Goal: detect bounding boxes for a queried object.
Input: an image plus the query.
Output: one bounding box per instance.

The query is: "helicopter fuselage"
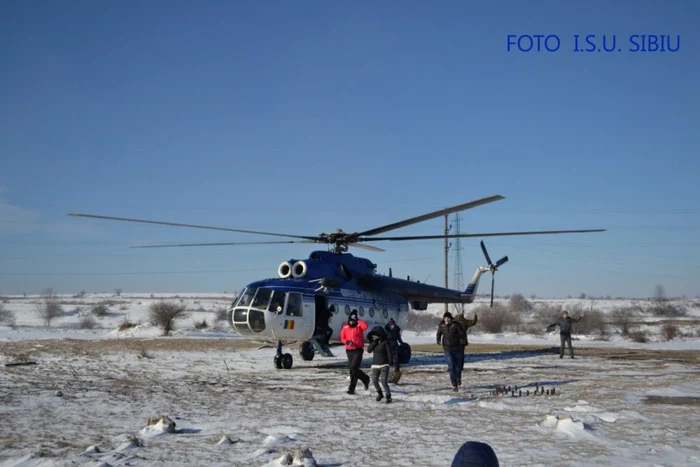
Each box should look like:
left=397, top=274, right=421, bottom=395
left=226, top=250, right=487, bottom=345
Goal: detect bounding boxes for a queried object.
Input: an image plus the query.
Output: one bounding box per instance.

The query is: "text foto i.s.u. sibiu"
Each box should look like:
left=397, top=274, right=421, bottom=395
left=506, top=34, right=680, bottom=53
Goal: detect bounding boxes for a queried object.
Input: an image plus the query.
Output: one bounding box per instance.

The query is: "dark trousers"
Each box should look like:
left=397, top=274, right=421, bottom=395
left=346, top=348, right=369, bottom=392
left=371, top=366, right=391, bottom=397
left=388, top=343, right=400, bottom=370
left=560, top=333, right=574, bottom=357
left=444, top=347, right=465, bottom=386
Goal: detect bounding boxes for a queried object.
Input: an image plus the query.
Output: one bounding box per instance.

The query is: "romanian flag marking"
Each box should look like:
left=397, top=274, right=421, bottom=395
left=283, top=320, right=295, bottom=330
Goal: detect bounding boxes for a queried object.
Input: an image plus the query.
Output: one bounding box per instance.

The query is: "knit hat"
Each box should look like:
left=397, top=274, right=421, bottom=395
left=388, top=318, right=396, bottom=326
left=443, top=311, right=453, bottom=319
left=348, top=311, right=358, bottom=322
left=451, top=441, right=499, bottom=467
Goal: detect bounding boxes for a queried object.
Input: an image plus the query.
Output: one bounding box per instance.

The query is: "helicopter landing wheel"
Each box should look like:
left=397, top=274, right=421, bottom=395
left=282, top=353, right=293, bottom=369
left=300, top=341, right=315, bottom=361
left=274, top=354, right=283, bottom=369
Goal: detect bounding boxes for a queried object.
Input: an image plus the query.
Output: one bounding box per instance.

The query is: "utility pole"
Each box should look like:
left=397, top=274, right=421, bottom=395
left=444, top=213, right=452, bottom=315
left=452, top=213, right=465, bottom=316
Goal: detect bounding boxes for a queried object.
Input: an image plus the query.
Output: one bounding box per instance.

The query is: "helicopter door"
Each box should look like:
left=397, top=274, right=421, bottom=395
left=313, top=295, right=327, bottom=338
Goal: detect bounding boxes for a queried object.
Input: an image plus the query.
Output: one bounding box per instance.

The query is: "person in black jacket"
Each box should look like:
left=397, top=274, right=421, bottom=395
left=367, top=326, right=393, bottom=403
left=384, top=318, right=403, bottom=372
left=547, top=311, right=585, bottom=359
left=436, top=311, right=467, bottom=391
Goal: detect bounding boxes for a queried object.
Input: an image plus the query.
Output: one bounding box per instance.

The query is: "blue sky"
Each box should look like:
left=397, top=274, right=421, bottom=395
left=1, top=1, right=698, bottom=298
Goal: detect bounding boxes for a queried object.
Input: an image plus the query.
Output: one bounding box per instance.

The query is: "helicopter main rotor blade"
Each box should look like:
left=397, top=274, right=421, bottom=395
left=130, top=240, right=317, bottom=248
left=354, top=195, right=505, bottom=238
left=355, top=228, right=606, bottom=242
left=67, top=213, right=318, bottom=241
left=349, top=244, right=385, bottom=252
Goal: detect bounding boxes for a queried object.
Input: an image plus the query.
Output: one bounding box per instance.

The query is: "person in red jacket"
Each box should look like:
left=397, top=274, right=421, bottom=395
left=339, top=310, right=370, bottom=394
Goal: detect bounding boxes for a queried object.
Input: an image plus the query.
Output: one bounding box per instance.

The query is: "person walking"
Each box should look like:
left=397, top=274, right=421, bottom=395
left=453, top=311, right=478, bottom=374
left=367, top=325, right=393, bottom=403
left=436, top=311, right=467, bottom=391
left=547, top=311, right=585, bottom=359
left=339, top=310, right=370, bottom=394
left=384, top=318, right=404, bottom=373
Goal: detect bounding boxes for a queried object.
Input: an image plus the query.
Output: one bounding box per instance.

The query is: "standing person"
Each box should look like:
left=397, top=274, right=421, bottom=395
left=547, top=311, right=585, bottom=359
left=436, top=311, right=467, bottom=391
left=384, top=318, right=404, bottom=373
left=339, top=310, right=370, bottom=394
left=367, top=326, right=393, bottom=403
left=453, top=311, right=478, bottom=373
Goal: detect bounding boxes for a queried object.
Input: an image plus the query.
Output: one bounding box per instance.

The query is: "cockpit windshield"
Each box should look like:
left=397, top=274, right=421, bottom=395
left=236, top=288, right=256, bottom=307
left=251, top=288, right=273, bottom=310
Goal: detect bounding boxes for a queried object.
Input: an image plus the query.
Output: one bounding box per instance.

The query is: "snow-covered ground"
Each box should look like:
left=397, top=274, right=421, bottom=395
left=1, top=293, right=700, bottom=466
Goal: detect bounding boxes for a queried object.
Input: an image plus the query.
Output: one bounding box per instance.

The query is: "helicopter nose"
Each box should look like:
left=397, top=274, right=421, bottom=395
left=230, top=307, right=266, bottom=335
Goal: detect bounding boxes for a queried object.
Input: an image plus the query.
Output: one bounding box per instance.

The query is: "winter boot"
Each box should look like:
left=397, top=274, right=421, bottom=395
left=376, top=390, right=383, bottom=402
left=386, top=395, right=392, bottom=404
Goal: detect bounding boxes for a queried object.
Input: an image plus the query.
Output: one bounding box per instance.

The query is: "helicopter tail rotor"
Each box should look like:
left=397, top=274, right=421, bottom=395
left=480, top=240, right=509, bottom=308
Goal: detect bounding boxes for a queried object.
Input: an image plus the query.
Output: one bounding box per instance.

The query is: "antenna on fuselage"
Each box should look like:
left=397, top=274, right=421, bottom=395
left=389, top=268, right=392, bottom=278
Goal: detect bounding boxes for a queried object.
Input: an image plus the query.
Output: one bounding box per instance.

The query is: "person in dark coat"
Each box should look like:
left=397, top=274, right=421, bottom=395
left=453, top=311, right=478, bottom=373
left=339, top=311, right=370, bottom=394
left=547, top=311, right=585, bottom=359
left=451, top=441, right=499, bottom=467
left=384, top=318, right=403, bottom=372
left=367, top=325, right=393, bottom=403
left=436, top=311, right=467, bottom=391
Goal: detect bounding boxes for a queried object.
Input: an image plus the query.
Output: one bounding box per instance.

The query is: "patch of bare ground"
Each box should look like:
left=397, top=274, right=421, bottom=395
left=0, top=338, right=260, bottom=359
left=410, top=343, right=700, bottom=364
left=644, top=396, right=700, bottom=406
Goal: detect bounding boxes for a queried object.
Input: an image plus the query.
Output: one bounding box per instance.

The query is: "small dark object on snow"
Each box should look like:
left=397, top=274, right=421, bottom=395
left=551, top=388, right=556, bottom=395
left=5, top=361, right=37, bottom=367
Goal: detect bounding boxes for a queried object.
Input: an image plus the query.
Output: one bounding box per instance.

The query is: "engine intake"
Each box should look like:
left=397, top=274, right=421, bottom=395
left=292, top=260, right=307, bottom=278
left=278, top=261, right=293, bottom=278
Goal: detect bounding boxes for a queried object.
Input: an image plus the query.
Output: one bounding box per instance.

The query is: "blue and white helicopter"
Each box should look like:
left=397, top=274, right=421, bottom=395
left=68, top=194, right=604, bottom=369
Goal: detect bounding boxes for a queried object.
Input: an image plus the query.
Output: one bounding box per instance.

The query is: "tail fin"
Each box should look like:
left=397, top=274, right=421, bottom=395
left=461, top=266, right=490, bottom=303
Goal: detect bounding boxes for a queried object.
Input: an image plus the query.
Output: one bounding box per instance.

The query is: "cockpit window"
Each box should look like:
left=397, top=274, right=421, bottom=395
left=286, top=293, right=302, bottom=317
left=237, top=288, right=256, bottom=307
left=268, top=291, right=285, bottom=314
left=251, top=288, right=272, bottom=310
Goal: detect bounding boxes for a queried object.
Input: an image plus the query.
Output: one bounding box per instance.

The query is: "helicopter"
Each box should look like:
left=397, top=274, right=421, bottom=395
left=68, top=194, right=605, bottom=370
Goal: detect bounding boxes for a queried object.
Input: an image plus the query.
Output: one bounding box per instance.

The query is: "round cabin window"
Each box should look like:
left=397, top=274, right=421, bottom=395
left=382, top=309, right=388, bottom=319
left=369, top=307, right=375, bottom=318
left=345, top=305, right=351, bottom=316
left=359, top=306, right=365, bottom=317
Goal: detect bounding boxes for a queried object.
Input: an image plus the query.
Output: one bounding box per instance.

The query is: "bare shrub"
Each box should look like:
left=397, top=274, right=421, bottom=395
left=573, top=309, right=608, bottom=337
left=92, top=303, right=109, bottom=318
left=34, top=288, right=64, bottom=327
left=194, top=319, right=208, bottom=329
left=406, top=312, right=442, bottom=332
left=215, top=308, right=228, bottom=322
left=149, top=301, right=188, bottom=336
left=79, top=315, right=97, bottom=329
left=650, top=304, right=685, bottom=318
left=508, top=294, right=532, bottom=333
left=119, top=320, right=136, bottom=332
left=522, top=322, right=546, bottom=336
left=662, top=324, right=679, bottom=341
left=114, top=288, right=123, bottom=297
left=611, top=307, right=637, bottom=336
left=0, top=303, right=16, bottom=326
left=478, top=303, right=514, bottom=333
left=629, top=330, right=649, bottom=343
